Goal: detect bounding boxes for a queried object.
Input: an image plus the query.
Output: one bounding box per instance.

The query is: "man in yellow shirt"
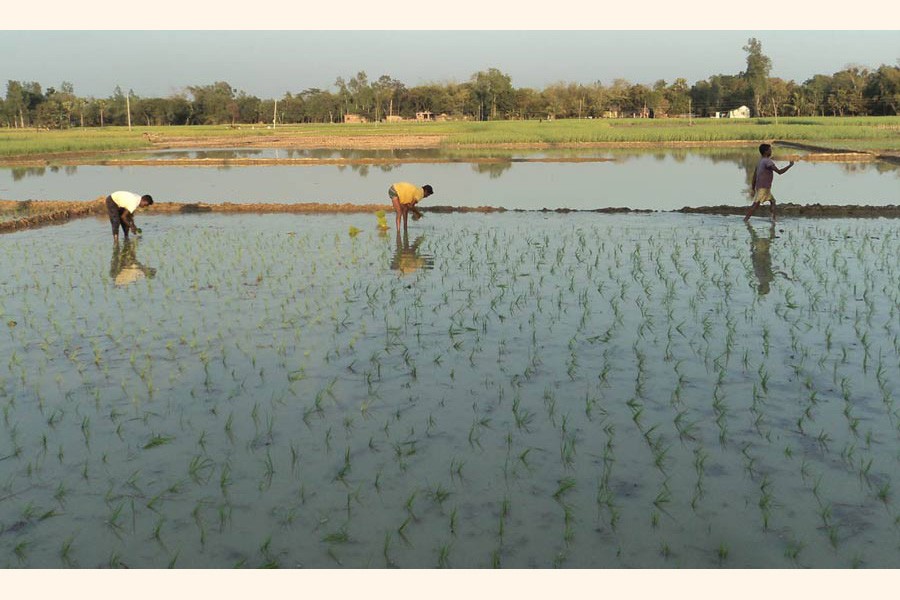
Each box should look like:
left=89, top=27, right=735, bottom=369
left=388, top=182, right=433, bottom=232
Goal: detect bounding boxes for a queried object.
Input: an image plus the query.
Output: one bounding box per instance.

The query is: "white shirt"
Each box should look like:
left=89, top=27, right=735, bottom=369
left=110, top=191, right=142, bottom=214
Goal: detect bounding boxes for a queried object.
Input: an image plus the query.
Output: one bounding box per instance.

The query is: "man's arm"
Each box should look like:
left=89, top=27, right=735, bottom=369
left=120, top=210, right=138, bottom=234
left=774, top=161, right=794, bottom=175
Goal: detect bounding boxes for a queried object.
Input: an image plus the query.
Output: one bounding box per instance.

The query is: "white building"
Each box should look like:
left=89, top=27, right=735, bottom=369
left=711, top=105, right=751, bottom=119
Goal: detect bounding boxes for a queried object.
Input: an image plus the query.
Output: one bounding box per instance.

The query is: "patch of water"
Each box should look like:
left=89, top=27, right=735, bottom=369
left=0, top=213, right=898, bottom=567
left=0, top=149, right=896, bottom=210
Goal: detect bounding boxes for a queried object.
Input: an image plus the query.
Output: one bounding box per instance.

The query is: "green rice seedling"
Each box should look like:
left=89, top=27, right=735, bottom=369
left=106, top=501, right=125, bottom=533
left=397, top=516, right=412, bottom=542
left=428, top=483, right=451, bottom=507
left=438, top=543, right=451, bottom=568
left=404, top=490, right=418, bottom=519
left=144, top=434, right=174, bottom=449
left=220, top=462, right=233, bottom=495
left=259, top=450, right=275, bottom=490
left=876, top=482, right=891, bottom=504
left=716, top=543, right=729, bottom=565
left=59, top=536, right=75, bottom=567
left=14, top=540, right=29, bottom=563
left=554, top=477, right=576, bottom=501
left=322, top=527, right=350, bottom=544
left=80, top=416, right=90, bottom=447
left=784, top=540, right=804, bottom=565
left=563, top=503, right=575, bottom=545
left=188, top=455, right=214, bottom=484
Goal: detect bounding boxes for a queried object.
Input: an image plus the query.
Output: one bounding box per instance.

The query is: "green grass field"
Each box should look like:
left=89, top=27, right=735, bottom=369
left=2, top=117, right=899, bottom=158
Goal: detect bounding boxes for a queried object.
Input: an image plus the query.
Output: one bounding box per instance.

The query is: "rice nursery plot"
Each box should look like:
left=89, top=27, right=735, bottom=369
left=1, top=212, right=898, bottom=568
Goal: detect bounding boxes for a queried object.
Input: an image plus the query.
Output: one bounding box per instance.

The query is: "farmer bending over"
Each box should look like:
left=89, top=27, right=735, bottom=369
left=388, top=182, right=433, bottom=232
left=106, top=191, right=153, bottom=243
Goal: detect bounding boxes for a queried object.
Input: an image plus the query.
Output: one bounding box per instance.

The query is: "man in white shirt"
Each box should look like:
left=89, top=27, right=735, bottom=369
left=106, top=191, right=153, bottom=242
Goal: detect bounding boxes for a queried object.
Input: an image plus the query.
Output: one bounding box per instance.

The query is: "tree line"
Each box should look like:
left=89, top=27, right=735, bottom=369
left=3, top=39, right=898, bottom=129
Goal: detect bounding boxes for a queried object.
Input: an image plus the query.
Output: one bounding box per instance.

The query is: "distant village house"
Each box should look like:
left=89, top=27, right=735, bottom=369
left=712, top=105, right=750, bottom=119
left=343, top=113, right=368, bottom=124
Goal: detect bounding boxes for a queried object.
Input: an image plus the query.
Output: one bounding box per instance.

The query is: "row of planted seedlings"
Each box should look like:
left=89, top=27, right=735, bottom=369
left=1, top=212, right=898, bottom=567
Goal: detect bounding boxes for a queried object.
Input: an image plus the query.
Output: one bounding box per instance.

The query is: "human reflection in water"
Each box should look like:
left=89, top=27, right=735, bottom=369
left=110, top=239, right=157, bottom=287
left=390, top=231, right=434, bottom=275
left=747, top=222, right=779, bottom=295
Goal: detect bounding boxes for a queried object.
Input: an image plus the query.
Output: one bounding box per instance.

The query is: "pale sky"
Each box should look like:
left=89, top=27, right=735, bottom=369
left=2, top=0, right=898, bottom=99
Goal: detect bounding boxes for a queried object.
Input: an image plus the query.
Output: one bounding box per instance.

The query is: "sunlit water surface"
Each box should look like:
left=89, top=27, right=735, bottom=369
left=1, top=212, right=898, bottom=567
left=1, top=149, right=897, bottom=210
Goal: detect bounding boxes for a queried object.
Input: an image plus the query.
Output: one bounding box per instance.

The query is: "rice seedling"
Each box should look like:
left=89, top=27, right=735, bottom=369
left=2, top=209, right=898, bottom=568
left=716, top=542, right=729, bottom=565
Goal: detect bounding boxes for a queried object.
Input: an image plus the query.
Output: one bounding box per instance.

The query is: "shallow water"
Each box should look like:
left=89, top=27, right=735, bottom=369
left=1, top=149, right=897, bottom=210
left=1, top=213, right=898, bottom=567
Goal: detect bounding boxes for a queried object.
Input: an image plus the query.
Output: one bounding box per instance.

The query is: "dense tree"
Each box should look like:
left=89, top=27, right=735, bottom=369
left=3, top=49, right=898, bottom=128
left=372, top=75, right=405, bottom=120
left=470, top=68, right=515, bottom=120
left=826, top=67, right=869, bottom=116
left=666, top=78, right=691, bottom=116
left=866, top=64, right=900, bottom=115
left=188, top=81, right=239, bottom=125
left=742, top=38, right=772, bottom=116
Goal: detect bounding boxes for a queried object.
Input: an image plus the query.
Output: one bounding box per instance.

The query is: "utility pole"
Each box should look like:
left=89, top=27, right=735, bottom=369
left=126, top=93, right=132, bottom=131
left=773, top=98, right=778, bottom=125
left=273, top=100, right=277, bottom=128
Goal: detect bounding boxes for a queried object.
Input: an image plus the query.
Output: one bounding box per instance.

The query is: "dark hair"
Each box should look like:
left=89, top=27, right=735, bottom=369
left=758, top=143, right=772, bottom=155
left=422, top=185, right=434, bottom=196
left=141, top=194, right=154, bottom=205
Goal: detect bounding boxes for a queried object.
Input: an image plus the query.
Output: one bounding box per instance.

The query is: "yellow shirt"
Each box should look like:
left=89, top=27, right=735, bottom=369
left=391, top=182, right=425, bottom=205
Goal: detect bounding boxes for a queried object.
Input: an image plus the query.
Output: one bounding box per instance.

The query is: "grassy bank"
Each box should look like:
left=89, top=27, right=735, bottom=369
left=2, top=116, right=900, bottom=158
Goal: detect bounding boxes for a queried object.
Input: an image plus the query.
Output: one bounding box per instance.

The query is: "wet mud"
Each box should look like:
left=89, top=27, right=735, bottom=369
left=3, top=198, right=898, bottom=234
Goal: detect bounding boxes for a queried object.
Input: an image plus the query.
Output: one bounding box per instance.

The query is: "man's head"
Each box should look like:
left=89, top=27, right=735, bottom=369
left=758, top=143, right=772, bottom=157
left=422, top=185, right=434, bottom=197
left=140, top=194, right=154, bottom=208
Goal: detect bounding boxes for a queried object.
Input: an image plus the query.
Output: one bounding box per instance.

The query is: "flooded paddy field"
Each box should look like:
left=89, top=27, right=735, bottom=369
left=1, top=148, right=897, bottom=211
left=1, top=212, right=898, bottom=568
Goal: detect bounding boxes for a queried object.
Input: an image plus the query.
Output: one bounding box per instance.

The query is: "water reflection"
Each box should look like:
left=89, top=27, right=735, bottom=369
left=338, top=163, right=402, bottom=176
left=11, top=165, right=78, bottom=182
left=110, top=239, right=157, bottom=287
left=3, top=148, right=896, bottom=210
left=390, top=231, right=434, bottom=275
left=747, top=222, right=776, bottom=295
left=471, top=161, right=513, bottom=178
left=142, top=147, right=447, bottom=161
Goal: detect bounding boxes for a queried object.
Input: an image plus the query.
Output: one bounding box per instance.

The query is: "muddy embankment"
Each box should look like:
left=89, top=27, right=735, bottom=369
left=7, top=135, right=895, bottom=168
left=3, top=198, right=899, bottom=235
left=1, top=157, right=618, bottom=168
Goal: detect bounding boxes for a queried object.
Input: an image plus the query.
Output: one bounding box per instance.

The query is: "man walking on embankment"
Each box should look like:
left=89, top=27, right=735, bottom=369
left=744, top=143, right=793, bottom=223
